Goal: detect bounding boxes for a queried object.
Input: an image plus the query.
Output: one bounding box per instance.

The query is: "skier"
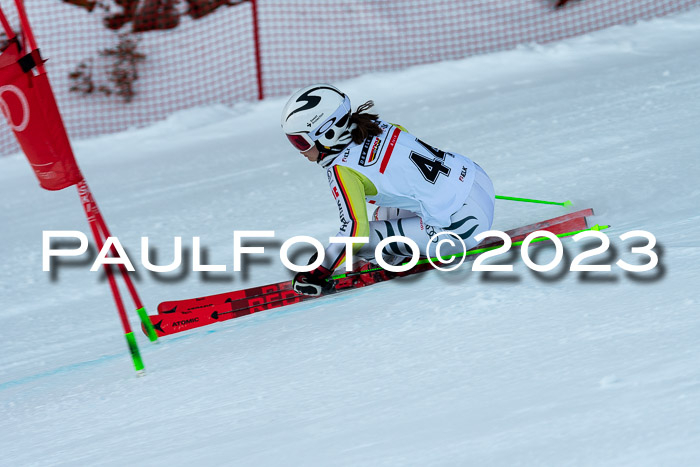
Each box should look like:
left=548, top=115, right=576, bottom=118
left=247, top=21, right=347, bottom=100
left=282, top=84, right=496, bottom=296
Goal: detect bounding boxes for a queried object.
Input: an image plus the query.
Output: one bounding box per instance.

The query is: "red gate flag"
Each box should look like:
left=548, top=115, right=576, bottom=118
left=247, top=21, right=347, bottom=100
left=0, top=2, right=151, bottom=372
left=0, top=23, right=82, bottom=190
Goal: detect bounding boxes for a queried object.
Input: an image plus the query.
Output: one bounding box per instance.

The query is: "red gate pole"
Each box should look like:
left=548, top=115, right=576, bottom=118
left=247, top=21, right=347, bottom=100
left=250, top=0, right=264, bottom=100
left=4, top=1, right=153, bottom=372
left=77, top=180, right=146, bottom=372
left=0, top=6, right=14, bottom=39
left=93, top=211, right=144, bottom=309
left=88, top=191, right=158, bottom=341
left=13, top=0, right=46, bottom=74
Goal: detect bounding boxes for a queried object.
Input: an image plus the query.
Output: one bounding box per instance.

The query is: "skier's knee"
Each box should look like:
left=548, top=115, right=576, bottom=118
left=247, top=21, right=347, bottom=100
left=372, top=206, right=416, bottom=221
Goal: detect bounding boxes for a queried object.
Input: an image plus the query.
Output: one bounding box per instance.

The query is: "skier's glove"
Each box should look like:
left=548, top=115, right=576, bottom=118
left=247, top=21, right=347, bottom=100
left=292, top=266, right=333, bottom=296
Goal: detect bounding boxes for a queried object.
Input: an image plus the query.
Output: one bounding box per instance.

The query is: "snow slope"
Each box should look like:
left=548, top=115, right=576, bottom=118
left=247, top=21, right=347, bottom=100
left=1, top=9, right=700, bottom=466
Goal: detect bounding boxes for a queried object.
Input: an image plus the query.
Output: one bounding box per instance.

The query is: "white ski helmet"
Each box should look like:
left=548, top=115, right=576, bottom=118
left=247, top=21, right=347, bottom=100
left=281, top=84, right=352, bottom=154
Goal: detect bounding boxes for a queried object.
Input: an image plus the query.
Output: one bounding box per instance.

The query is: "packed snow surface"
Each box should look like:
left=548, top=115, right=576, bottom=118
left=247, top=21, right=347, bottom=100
left=2, top=9, right=700, bottom=466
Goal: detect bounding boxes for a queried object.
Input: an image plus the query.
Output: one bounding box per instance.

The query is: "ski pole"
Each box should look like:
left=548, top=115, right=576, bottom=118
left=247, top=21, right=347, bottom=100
left=496, top=195, right=572, bottom=207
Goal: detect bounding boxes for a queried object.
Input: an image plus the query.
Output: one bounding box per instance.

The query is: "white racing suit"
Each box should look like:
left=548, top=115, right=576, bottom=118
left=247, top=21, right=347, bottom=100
left=319, top=121, right=495, bottom=271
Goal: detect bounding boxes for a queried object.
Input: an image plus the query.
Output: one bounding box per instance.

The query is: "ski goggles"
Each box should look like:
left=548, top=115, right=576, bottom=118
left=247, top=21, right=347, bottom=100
left=285, top=132, right=315, bottom=152
left=285, top=95, right=352, bottom=152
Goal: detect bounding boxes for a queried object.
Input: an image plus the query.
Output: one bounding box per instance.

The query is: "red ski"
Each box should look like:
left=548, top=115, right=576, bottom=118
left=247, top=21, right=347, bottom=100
left=158, top=208, right=594, bottom=314
left=147, top=208, right=595, bottom=337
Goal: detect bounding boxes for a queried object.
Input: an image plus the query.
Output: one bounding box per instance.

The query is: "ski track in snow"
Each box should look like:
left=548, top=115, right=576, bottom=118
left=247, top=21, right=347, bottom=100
left=1, top=9, right=700, bottom=466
